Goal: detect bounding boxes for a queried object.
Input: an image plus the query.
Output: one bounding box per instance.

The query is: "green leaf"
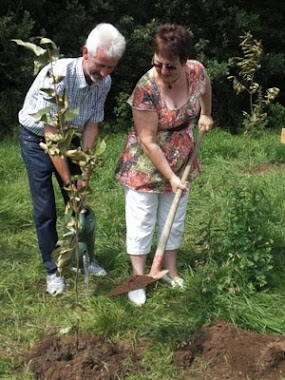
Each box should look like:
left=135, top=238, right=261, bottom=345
left=29, top=106, right=52, bottom=122
left=46, top=133, right=63, bottom=142
left=53, top=75, right=65, bottom=84
left=63, top=228, right=76, bottom=238
left=63, top=108, right=80, bottom=121
left=67, top=218, right=76, bottom=228
left=56, top=129, right=77, bottom=151
left=249, top=82, right=259, bottom=94
left=39, top=37, right=58, bottom=50
left=56, top=249, right=73, bottom=269
left=11, top=39, right=46, bottom=56
left=63, top=91, right=69, bottom=111
left=40, top=88, right=57, bottom=97
left=34, top=53, right=51, bottom=74
left=95, top=139, right=107, bottom=156
left=51, top=246, right=62, bottom=257
left=65, top=150, right=88, bottom=163
left=71, top=303, right=87, bottom=320
left=39, top=142, right=49, bottom=153
left=59, top=326, right=73, bottom=335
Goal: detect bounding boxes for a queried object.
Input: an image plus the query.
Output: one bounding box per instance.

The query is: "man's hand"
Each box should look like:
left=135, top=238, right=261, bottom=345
left=77, top=179, right=88, bottom=190
left=63, top=180, right=87, bottom=208
left=76, top=179, right=88, bottom=208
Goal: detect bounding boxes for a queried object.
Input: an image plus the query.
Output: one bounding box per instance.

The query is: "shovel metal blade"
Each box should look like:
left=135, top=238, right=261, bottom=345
left=107, top=269, right=169, bottom=297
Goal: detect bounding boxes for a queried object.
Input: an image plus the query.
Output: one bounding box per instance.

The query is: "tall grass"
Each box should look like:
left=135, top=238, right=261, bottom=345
left=0, top=128, right=285, bottom=378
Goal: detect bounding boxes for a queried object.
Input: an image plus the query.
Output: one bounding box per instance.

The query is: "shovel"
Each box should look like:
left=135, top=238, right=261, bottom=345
left=107, top=129, right=205, bottom=297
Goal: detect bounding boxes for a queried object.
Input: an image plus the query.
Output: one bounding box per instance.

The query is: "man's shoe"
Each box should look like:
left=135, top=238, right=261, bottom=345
left=88, top=259, right=107, bottom=276
left=46, top=273, right=65, bottom=295
left=72, top=259, right=107, bottom=276
left=128, top=288, right=146, bottom=306
left=161, top=274, right=185, bottom=288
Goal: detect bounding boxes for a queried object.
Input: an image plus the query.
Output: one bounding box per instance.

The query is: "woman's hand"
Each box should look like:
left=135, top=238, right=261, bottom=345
left=199, top=72, right=213, bottom=132
left=198, top=114, right=213, bottom=132
left=169, top=174, right=189, bottom=193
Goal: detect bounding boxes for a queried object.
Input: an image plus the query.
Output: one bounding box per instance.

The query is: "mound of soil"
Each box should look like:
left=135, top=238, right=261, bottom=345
left=175, top=321, right=285, bottom=380
left=24, top=321, right=285, bottom=379
left=24, top=334, right=145, bottom=379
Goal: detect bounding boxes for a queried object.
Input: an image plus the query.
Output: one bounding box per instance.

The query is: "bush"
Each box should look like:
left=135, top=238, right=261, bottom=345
left=198, top=182, right=274, bottom=293
left=0, top=11, right=34, bottom=139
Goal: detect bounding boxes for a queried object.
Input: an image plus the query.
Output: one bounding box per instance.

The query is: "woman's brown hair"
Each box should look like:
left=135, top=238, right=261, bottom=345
left=152, top=23, right=192, bottom=63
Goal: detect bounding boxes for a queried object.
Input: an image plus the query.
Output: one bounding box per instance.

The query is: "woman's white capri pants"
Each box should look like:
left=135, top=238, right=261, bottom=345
left=124, top=186, right=190, bottom=255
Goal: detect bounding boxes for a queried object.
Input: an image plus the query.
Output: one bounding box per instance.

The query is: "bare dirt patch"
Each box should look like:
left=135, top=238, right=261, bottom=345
left=242, top=162, right=285, bottom=175
left=24, top=321, right=285, bottom=379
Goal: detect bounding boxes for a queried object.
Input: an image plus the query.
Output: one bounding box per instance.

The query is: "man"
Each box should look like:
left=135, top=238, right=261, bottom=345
left=19, top=23, right=126, bottom=295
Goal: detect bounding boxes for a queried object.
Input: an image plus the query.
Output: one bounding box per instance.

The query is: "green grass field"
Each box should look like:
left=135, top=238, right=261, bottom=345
left=1, top=127, right=285, bottom=379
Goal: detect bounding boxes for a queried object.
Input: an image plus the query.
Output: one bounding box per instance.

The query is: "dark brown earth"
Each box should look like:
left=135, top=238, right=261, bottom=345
left=24, top=334, right=145, bottom=380
left=175, top=321, right=285, bottom=380
left=24, top=321, right=285, bottom=379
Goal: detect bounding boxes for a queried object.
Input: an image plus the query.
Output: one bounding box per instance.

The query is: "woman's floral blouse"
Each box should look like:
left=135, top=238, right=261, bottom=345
left=116, top=60, right=207, bottom=193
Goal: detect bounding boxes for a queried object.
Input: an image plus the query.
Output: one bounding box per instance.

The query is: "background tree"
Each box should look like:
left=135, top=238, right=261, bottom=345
left=228, top=31, right=280, bottom=135
left=0, top=9, right=34, bottom=138
left=1, top=0, right=284, bottom=138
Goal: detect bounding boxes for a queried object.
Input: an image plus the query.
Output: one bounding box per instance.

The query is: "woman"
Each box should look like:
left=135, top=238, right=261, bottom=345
left=116, top=23, right=213, bottom=305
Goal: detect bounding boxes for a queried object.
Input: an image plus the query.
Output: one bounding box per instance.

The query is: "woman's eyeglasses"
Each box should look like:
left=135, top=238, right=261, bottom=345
left=152, top=61, right=177, bottom=71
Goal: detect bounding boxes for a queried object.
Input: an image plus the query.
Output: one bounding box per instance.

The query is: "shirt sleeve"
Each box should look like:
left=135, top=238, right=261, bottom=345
left=127, top=71, right=157, bottom=111
left=188, top=60, right=207, bottom=95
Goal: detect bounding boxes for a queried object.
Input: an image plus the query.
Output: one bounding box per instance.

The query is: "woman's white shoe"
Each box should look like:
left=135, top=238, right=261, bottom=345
left=128, top=288, right=146, bottom=306
left=161, top=274, right=185, bottom=288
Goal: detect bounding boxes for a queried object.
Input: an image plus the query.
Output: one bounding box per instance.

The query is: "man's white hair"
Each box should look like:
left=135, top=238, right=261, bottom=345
left=86, top=23, right=126, bottom=59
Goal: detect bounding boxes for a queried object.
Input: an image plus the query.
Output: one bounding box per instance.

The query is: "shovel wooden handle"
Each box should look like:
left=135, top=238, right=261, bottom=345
left=150, top=129, right=205, bottom=275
